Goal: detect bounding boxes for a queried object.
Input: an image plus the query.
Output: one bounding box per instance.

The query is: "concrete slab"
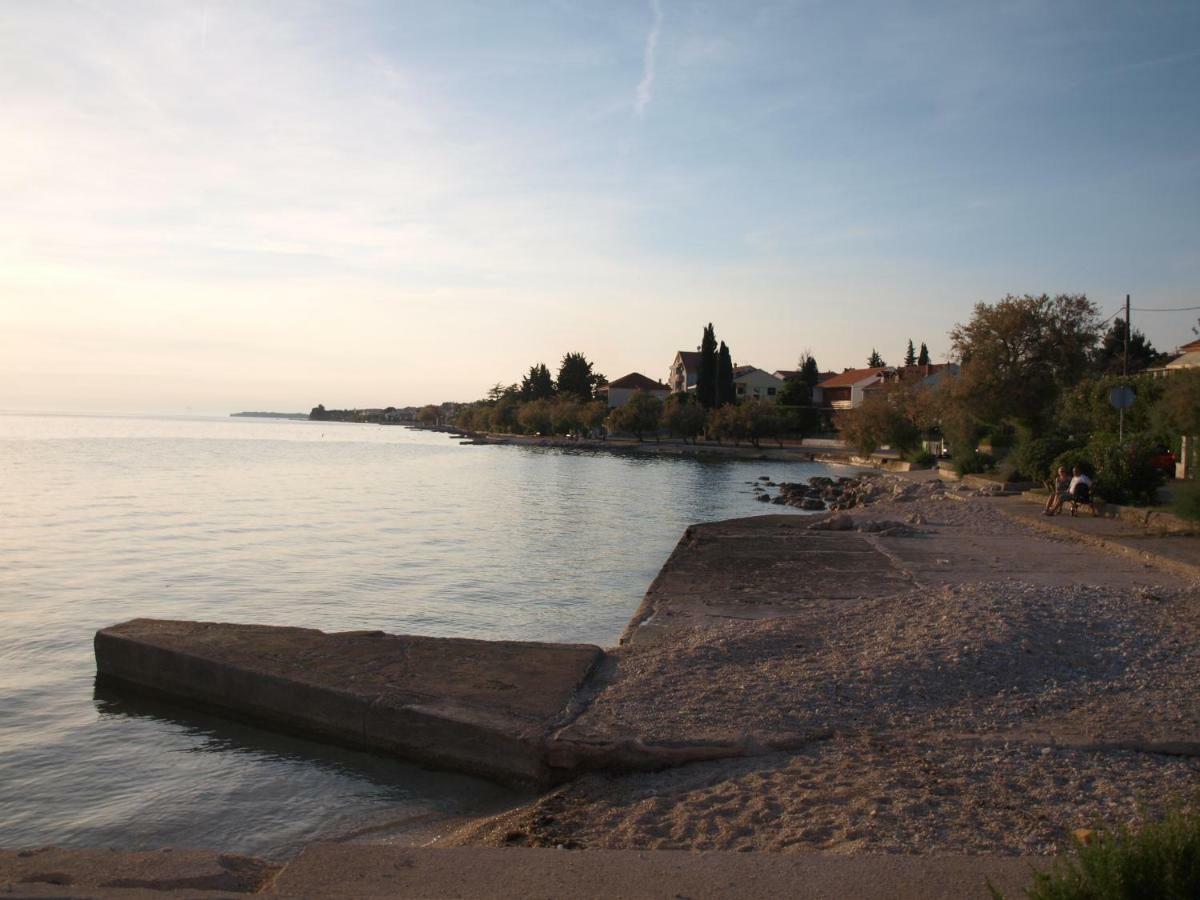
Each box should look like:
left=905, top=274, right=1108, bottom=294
left=622, top=517, right=914, bottom=645
left=95, top=619, right=603, bottom=787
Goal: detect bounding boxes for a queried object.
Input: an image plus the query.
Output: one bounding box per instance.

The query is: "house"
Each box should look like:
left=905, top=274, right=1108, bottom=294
left=814, top=367, right=889, bottom=410
left=606, top=372, right=671, bottom=409
left=864, top=363, right=960, bottom=394
left=732, top=366, right=784, bottom=400
left=668, top=351, right=703, bottom=394
left=1165, top=338, right=1200, bottom=371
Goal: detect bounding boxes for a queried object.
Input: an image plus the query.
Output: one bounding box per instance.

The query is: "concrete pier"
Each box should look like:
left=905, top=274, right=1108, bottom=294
left=95, top=619, right=602, bottom=787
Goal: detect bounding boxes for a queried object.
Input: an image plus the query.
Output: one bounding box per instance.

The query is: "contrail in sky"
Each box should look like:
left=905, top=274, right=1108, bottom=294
left=635, top=0, right=663, bottom=116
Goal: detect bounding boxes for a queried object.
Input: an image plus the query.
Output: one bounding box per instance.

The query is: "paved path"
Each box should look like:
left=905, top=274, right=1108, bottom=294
left=1, top=845, right=1047, bottom=899
left=996, top=495, right=1200, bottom=579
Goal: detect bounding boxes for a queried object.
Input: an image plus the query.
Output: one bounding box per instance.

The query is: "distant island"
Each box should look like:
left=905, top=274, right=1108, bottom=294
left=230, top=411, right=309, bottom=419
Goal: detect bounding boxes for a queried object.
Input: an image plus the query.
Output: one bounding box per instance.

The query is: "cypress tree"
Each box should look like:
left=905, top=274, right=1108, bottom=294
left=867, top=349, right=885, bottom=367
left=697, top=323, right=718, bottom=409
left=717, top=341, right=735, bottom=406
left=904, top=339, right=916, bottom=367
left=917, top=342, right=930, bottom=366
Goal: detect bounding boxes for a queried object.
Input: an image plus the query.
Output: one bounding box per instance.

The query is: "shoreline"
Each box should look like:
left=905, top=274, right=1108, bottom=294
left=4, top=471, right=1198, bottom=897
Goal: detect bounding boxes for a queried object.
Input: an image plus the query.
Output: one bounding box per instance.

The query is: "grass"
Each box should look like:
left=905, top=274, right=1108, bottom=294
left=1172, top=479, right=1200, bottom=523
left=989, top=807, right=1200, bottom=899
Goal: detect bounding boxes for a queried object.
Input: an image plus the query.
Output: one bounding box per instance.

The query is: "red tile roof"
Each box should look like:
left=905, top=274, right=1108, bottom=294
left=674, top=350, right=703, bottom=369
left=819, top=366, right=888, bottom=389
left=1180, top=338, right=1200, bottom=353
left=608, top=372, right=670, bottom=391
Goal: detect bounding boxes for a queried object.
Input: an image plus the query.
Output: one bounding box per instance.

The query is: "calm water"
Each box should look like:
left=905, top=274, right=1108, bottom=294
left=0, top=413, right=856, bottom=857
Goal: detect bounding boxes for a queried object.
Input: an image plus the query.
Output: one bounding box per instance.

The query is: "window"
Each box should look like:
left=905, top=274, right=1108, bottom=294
left=767, top=387, right=776, bottom=396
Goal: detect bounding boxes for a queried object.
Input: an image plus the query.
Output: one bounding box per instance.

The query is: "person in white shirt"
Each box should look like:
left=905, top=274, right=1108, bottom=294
left=1068, top=465, right=1096, bottom=516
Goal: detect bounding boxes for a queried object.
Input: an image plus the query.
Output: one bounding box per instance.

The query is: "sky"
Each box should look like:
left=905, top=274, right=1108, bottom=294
left=2, top=0, right=1199, bottom=414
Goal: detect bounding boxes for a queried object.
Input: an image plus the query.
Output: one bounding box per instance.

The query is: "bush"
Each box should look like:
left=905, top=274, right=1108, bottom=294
left=1173, top=480, right=1200, bottom=523
left=1012, top=434, right=1074, bottom=482
left=989, top=806, right=1200, bottom=900
left=1088, top=433, right=1163, bottom=506
left=905, top=449, right=936, bottom=468
left=954, top=451, right=996, bottom=476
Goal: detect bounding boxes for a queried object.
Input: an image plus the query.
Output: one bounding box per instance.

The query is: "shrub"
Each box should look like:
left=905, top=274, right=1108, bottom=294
left=954, top=451, right=996, bottom=476
left=1012, top=434, right=1074, bottom=482
left=989, top=806, right=1200, bottom=900
left=1173, top=480, right=1200, bottom=523
left=1087, top=433, right=1163, bottom=506
left=905, top=449, right=936, bottom=468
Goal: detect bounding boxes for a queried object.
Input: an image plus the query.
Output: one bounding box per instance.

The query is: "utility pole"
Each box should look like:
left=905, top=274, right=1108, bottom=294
left=1120, top=293, right=1130, bottom=443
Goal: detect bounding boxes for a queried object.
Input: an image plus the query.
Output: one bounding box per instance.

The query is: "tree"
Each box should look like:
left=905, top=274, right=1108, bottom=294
left=606, top=390, right=663, bottom=441
left=662, top=394, right=707, bottom=443
left=904, top=339, right=916, bottom=367
left=556, top=352, right=604, bottom=401
left=517, top=398, right=554, bottom=435
left=697, top=324, right=718, bottom=409
left=581, top=400, right=608, bottom=436
left=799, top=353, right=820, bottom=391
left=309, top=404, right=329, bottom=421
left=867, top=349, right=885, bottom=367
left=417, top=405, right=439, bottom=426
left=520, top=363, right=556, bottom=401
left=949, top=293, right=1101, bottom=430
left=836, top=390, right=921, bottom=456
left=1093, top=319, right=1164, bottom=375
left=708, top=403, right=746, bottom=445
left=777, top=377, right=811, bottom=407
left=717, top=341, right=735, bottom=406
left=740, top=398, right=785, bottom=448
left=491, top=391, right=520, bottom=433
left=551, top=397, right=585, bottom=436
left=1155, top=369, right=1200, bottom=436
left=917, top=343, right=931, bottom=366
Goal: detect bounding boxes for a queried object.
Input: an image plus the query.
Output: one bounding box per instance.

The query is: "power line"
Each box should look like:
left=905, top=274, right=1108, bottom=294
left=1131, top=304, right=1200, bottom=312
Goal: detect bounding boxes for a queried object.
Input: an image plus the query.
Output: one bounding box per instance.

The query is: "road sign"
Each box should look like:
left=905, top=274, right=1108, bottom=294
left=1108, top=385, right=1136, bottom=410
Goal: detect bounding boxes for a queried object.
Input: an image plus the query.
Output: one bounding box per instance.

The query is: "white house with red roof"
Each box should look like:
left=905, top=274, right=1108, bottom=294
left=732, top=365, right=784, bottom=400
left=813, top=366, right=889, bottom=409
left=606, top=372, right=671, bottom=409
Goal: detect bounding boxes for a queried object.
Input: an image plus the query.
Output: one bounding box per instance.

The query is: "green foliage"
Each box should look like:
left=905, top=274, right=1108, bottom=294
left=1007, top=807, right=1200, bottom=900
left=662, top=394, right=707, bottom=443
left=950, top=293, right=1102, bottom=430
left=697, top=323, right=718, bottom=409
left=837, top=391, right=921, bottom=456
left=776, top=377, right=811, bottom=407
left=416, top=405, right=439, bottom=426
left=1153, top=370, right=1200, bottom=437
left=739, top=398, right=785, bottom=448
left=606, top=390, right=663, bottom=441
left=918, top=342, right=930, bottom=366
left=717, top=341, right=735, bottom=407
left=905, top=449, right=936, bottom=467
left=954, top=450, right=996, bottom=476
left=1087, top=434, right=1164, bottom=506
left=491, top=392, right=520, bottom=433
left=1173, top=480, right=1200, bottom=523
left=1058, top=374, right=1167, bottom=439
left=1052, top=447, right=1094, bottom=480
left=1094, top=318, right=1164, bottom=375
left=867, top=348, right=885, bottom=367
left=800, top=353, right=821, bottom=390
left=516, top=398, right=554, bottom=435
left=556, top=352, right=603, bottom=401
left=1011, top=433, right=1075, bottom=482
left=904, top=338, right=916, bottom=367
left=520, top=363, right=556, bottom=401
left=707, top=403, right=745, bottom=445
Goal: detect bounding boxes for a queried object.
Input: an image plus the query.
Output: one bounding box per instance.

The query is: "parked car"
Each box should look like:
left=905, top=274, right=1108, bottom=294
left=1149, top=445, right=1177, bottom=478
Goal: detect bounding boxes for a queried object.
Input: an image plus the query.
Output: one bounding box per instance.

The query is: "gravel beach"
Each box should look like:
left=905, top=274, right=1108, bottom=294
left=447, top=475, right=1200, bottom=856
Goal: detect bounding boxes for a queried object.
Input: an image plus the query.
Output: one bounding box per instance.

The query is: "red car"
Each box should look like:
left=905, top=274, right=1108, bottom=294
left=1149, top=445, right=1177, bottom=478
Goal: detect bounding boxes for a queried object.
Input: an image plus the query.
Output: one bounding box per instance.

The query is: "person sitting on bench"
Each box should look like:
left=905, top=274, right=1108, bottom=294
left=1043, top=465, right=1071, bottom=516
left=1068, top=465, right=1097, bottom=517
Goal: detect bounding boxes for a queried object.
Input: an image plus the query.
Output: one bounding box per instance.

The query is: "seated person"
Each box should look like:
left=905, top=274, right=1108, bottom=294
left=1068, top=465, right=1096, bottom=516
left=1043, top=466, right=1071, bottom=515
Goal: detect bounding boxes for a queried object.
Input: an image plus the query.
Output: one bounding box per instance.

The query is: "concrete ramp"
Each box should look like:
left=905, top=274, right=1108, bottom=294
left=95, top=619, right=602, bottom=787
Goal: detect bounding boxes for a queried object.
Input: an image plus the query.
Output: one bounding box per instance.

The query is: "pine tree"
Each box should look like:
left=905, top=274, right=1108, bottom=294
left=520, top=363, right=555, bottom=401
left=697, top=324, right=718, bottom=409
left=904, top=339, right=916, bottom=367
left=556, top=352, right=601, bottom=400
left=867, top=349, right=885, bottom=367
left=917, top=343, right=930, bottom=366
left=717, top=342, right=735, bottom=406
left=800, top=353, right=820, bottom=390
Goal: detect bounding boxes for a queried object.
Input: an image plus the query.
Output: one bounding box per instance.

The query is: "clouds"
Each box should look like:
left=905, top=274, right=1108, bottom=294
left=1, top=1, right=1198, bottom=412
left=634, top=0, right=664, bottom=116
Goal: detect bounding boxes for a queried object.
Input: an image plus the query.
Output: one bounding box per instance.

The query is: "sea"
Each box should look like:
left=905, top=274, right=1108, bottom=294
left=0, top=412, right=858, bottom=858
